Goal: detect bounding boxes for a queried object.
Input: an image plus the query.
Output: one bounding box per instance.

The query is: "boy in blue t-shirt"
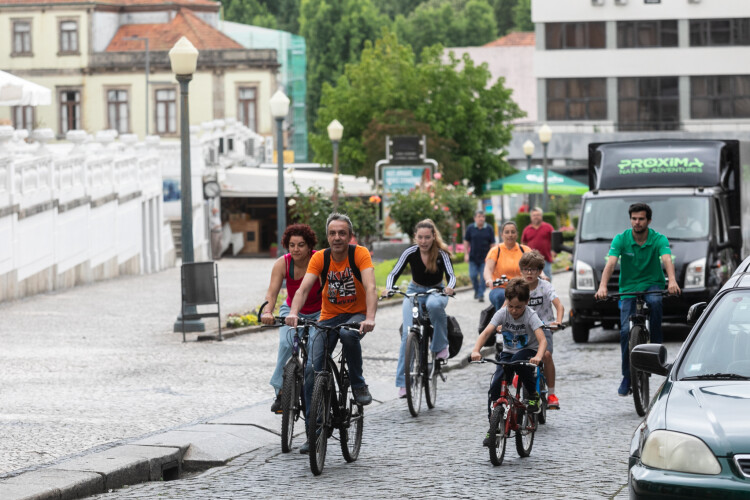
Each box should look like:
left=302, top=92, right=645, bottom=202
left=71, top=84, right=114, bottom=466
left=471, top=278, right=547, bottom=443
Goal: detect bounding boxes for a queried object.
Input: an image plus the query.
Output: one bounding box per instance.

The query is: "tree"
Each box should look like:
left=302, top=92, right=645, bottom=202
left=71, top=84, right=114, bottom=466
left=222, top=0, right=277, bottom=28
left=372, top=0, right=425, bottom=18
left=311, top=30, right=525, bottom=193
left=299, top=0, right=388, bottom=133
left=393, top=0, right=497, bottom=58
left=512, top=0, right=533, bottom=32
left=492, top=0, right=518, bottom=37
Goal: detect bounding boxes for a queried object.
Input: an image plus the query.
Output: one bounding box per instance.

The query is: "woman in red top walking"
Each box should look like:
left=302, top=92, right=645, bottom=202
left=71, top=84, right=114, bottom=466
left=521, top=207, right=556, bottom=278
left=261, top=224, right=322, bottom=413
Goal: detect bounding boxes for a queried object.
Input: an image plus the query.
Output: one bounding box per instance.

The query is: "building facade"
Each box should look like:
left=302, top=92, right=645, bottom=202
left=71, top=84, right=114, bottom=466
left=0, top=0, right=280, bottom=140
left=506, top=0, right=750, bottom=171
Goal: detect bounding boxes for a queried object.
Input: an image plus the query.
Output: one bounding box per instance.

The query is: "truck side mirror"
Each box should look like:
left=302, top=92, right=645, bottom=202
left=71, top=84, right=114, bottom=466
left=687, top=301, right=707, bottom=324
left=551, top=231, right=574, bottom=254
left=728, top=226, right=742, bottom=251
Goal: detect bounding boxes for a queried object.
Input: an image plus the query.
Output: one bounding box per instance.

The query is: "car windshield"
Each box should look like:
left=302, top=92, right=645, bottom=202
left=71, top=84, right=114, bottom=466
left=677, top=291, right=750, bottom=379
left=579, top=196, right=709, bottom=241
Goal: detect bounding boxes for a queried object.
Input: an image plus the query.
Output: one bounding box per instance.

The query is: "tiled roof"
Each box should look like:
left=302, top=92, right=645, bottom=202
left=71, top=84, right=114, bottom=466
left=107, top=9, right=242, bottom=51
left=0, top=0, right=218, bottom=6
left=483, top=32, right=535, bottom=47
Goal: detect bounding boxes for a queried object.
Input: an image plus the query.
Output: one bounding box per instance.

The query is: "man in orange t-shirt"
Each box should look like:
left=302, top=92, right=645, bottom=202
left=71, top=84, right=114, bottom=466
left=287, top=213, right=378, bottom=452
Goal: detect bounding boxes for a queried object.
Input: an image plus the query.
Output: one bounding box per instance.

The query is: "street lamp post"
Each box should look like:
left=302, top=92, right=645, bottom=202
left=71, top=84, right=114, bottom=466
left=270, top=89, right=290, bottom=254
left=327, top=119, right=343, bottom=211
left=125, top=36, right=150, bottom=136
left=538, top=124, right=552, bottom=211
left=169, top=36, right=203, bottom=333
left=522, top=139, right=535, bottom=208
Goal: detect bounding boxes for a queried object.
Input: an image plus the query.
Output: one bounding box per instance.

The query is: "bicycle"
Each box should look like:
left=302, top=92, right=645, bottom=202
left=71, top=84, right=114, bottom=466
left=471, top=358, right=539, bottom=466
left=258, top=301, right=309, bottom=454
left=303, top=318, right=364, bottom=476
left=383, top=288, right=453, bottom=417
left=599, top=290, right=669, bottom=417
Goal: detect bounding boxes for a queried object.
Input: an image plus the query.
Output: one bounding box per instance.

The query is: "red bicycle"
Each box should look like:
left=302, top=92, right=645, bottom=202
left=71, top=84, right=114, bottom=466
left=472, top=358, right=539, bottom=466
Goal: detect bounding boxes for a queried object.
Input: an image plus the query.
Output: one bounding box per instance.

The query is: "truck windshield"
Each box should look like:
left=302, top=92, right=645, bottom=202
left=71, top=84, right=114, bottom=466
left=579, top=196, right=709, bottom=241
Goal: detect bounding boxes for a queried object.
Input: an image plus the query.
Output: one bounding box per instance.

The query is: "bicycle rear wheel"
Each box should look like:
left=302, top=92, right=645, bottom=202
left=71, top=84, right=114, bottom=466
left=280, top=360, right=301, bottom=453
left=404, top=329, right=423, bottom=417
left=515, top=410, right=536, bottom=457
left=308, top=374, right=332, bottom=476
left=339, top=372, right=364, bottom=462
left=629, top=325, right=650, bottom=417
left=488, top=404, right=507, bottom=466
left=425, top=349, right=438, bottom=409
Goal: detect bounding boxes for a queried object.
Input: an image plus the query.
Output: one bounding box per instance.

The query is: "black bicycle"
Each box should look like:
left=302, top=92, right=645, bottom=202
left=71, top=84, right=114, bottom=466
left=383, top=288, right=453, bottom=417
left=601, top=290, right=669, bottom=416
left=470, top=358, right=539, bottom=466
left=303, top=318, right=364, bottom=476
left=259, top=301, right=309, bottom=453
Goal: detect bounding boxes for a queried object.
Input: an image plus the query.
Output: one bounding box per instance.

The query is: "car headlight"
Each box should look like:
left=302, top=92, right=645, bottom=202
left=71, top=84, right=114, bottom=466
left=683, top=257, right=705, bottom=289
left=575, top=260, right=595, bottom=290
left=641, top=430, right=720, bottom=474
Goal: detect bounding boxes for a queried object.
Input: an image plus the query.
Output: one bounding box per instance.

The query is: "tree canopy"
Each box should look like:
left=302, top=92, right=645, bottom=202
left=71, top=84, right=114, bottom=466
left=310, top=31, right=524, bottom=193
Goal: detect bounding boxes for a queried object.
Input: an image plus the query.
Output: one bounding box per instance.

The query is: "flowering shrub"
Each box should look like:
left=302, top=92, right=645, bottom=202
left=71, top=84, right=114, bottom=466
left=227, top=313, right=260, bottom=328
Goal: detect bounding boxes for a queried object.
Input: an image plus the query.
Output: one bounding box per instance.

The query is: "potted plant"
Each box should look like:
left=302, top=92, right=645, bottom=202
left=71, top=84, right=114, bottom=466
left=270, top=243, right=278, bottom=258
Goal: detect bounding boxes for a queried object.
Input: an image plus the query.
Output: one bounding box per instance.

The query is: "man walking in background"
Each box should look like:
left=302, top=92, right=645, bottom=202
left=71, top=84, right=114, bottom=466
left=464, top=210, right=495, bottom=302
left=521, top=207, right=555, bottom=278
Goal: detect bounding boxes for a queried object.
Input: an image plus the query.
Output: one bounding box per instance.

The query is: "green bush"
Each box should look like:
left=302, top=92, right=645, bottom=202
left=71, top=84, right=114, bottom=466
left=543, top=211, right=557, bottom=229
left=484, top=212, right=496, bottom=229
left=572, top=215, right=579, bottom=229
left=451, top=252, right=465, bottom=263
left=562, top=230, right=576, bottom=240
left=514, top=212, right=531, bottom=240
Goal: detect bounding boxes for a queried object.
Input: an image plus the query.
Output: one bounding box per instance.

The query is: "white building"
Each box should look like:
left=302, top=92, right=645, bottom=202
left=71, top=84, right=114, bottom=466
left=507, top=0, right=750, bottom=172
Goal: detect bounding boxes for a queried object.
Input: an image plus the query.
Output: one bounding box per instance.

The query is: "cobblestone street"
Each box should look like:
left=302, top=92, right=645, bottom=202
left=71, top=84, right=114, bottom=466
left=0, top=262, right=686, bottom=498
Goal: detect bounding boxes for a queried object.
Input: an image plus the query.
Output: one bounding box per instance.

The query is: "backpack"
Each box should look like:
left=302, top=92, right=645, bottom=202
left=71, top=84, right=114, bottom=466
left=447, top=315, right=463, bottom=358
left=319, top=244, right=362, bottom=292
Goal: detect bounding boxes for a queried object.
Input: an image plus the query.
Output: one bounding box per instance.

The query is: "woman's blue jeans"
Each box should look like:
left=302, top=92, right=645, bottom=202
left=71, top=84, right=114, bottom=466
left=269, top=303, right=320, bottom=394
left=395, top=282, right=449, bottom=388
left=489, top=287, right=506, bottom=310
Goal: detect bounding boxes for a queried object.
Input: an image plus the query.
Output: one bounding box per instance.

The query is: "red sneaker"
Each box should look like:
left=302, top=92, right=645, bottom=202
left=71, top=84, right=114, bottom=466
left=548, top=394, right=560, bottom=409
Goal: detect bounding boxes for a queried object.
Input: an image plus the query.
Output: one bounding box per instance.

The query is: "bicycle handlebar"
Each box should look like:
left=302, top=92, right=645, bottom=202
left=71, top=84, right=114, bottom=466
left=597, top=289, right=672, bottom=302
left=381, top=287, right=455, bottom=300
left=469, top=358, right=539, bottom=367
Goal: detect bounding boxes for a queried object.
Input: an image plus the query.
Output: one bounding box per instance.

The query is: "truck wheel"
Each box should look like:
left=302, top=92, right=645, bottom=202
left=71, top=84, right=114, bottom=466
left=571, top=321, right=590, bottom=343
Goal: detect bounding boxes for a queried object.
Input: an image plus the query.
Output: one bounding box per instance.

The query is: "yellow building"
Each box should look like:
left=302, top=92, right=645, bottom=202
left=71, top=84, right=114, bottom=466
left=0, top=0, right=280, bottom=139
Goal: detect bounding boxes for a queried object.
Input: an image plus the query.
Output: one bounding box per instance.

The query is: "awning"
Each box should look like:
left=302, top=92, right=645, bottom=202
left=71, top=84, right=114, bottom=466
left=0, top=70, right=52, bottom=106
left=487, top=166, right=588, bottom=195
left=220, top=167, right=375, bottom=198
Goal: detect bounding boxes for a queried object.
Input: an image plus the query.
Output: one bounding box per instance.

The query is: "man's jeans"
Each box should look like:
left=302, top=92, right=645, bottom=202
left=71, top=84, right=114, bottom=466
left=469, top=260, right=486, bottom=298
left=269, top=303, right=320, bottom=395
left=304, top=313, right=366, bottom=419
left=619, top=285, right=663, bottom=379
left=543, top=261, right=552, bottom=279
left=395, top=282, right=449, bottom=387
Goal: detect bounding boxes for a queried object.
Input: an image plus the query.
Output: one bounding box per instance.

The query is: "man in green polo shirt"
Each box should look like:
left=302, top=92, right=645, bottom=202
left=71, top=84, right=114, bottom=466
left=594, top=203, right=680, bottom=396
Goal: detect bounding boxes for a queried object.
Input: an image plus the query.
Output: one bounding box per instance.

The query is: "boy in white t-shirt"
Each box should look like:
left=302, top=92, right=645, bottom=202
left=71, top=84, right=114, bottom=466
left=516, top=251, right=564, bottom=409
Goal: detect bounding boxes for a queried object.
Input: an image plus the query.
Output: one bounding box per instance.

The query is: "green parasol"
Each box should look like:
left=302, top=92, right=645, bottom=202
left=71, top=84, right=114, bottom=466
left=487, top=167, right=588, bottom=195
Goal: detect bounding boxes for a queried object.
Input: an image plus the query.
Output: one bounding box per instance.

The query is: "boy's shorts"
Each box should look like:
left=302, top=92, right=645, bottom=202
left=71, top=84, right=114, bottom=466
left=544, top=327, right=553, bottom=355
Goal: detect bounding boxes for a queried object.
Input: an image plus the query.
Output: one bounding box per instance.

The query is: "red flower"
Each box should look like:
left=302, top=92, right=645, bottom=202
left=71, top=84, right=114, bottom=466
left=453, top=180, right=460, bottom=186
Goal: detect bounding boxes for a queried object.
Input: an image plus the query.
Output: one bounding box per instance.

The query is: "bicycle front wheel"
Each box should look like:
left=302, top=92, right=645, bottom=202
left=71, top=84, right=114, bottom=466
left=425, top=349, right=438, bottom=409
left=488, top=404, right=508, bottom=466
left=308, top=374, right=332, bottom=476
left=404, top=329, right=423, bottom=417
left=339, top=377, right=364, bottom=462
left=280, top=359, right=301, bottom=453
left=629, top=325, right=650, bottom=417
left=515, top=409, right=536, bottom=457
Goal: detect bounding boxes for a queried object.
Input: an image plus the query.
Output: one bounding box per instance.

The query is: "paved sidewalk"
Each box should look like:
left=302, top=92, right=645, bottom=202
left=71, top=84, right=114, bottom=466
left=0, top=259, right=496, bottom=498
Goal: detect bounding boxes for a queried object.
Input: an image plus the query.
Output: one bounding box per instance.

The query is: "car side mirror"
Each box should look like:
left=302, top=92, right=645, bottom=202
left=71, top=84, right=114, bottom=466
left=727, top=226, right=742, bottom=251
left=551, top=231, right=574, bottom=254
left=687, top=302, right=707, bottom=324
left=631, top=344, right=671, bottom=377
